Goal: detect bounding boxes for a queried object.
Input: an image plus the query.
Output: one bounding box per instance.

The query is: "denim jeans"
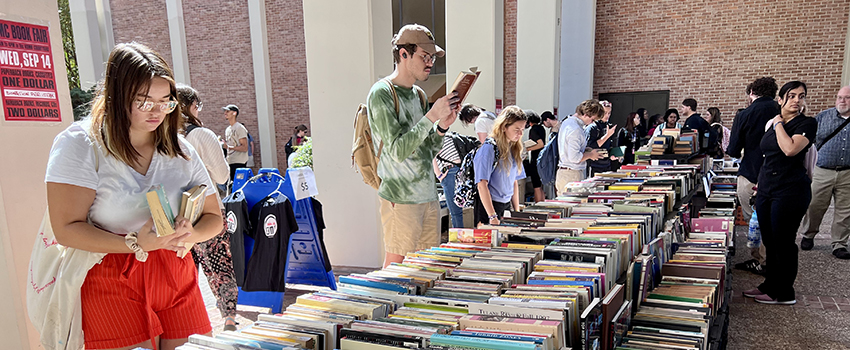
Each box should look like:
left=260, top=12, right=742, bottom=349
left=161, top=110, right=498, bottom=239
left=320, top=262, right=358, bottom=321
left=440, top=166, right=464, bottom=228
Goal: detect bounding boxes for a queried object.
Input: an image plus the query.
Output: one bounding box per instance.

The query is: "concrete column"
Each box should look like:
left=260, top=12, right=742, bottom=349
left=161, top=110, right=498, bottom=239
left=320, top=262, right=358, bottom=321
left=516, top=0, right=560, bottom=113
left=842, top=6, right=850, bottom=86
left=69, top=0, right=105, bottom=89
left=558, top=0, right=596, bottom=117
left=95, top=0, right=114, bottom=59
left=248, top=0, right=277, bottom=168
left=165, top=0, right=191, bottom=85
left=445, top=0, right=500, bottom=135
left=0, top=1, right=77, bottom=348
left=303, top=0, right=392, bottom=268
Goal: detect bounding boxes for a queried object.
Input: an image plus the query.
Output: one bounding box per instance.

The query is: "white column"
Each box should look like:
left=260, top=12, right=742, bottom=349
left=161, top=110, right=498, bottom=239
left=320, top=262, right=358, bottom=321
left=842, top=6, right=850, bottom=86
left=165, top=0, right=191, bottom=85
left=516, top=0, right=560, bottom=113
left=69, top=0, right=105, bottom=89
left=95, top=0, right=114, bottom=59
left=558, top=0, right=596, bottom=117
left=303, top=0, right=391, bottom=267
left=446, top=0, right=500, bottom=135
left=494, top=0, right=504, bottom=105
left=248, top=0, right=277, bottom=168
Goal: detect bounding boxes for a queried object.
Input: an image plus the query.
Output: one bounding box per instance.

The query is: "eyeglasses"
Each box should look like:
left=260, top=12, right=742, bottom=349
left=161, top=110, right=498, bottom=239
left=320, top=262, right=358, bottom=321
left=136, top=99, right=178, bottom=113
left=417, top=52, right=436, bottom=65
left=600, top=101, right=612, bottom=108
left=196, top=101, right=204, bottom=112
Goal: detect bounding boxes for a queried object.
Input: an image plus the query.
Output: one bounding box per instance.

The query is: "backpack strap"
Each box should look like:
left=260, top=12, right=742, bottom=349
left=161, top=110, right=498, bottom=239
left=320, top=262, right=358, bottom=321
left=381, top=78, right=400, bottom=116
left=413, top=85, right=429, bottom=112
left=817, top=114, right=850, bottom=151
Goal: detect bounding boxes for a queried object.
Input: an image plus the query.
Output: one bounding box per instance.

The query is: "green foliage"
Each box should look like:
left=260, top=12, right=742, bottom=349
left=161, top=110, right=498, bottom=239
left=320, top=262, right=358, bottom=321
left=290, top=137, right=313, bottom=169
left=58, top=0, right=80, bottom=90
left=70, top=86, right=95, bottom=121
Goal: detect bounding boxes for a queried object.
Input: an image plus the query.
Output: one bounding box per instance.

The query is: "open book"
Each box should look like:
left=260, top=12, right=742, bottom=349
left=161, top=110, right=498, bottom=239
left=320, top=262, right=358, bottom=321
left=449, top=66, right=481, bottom=105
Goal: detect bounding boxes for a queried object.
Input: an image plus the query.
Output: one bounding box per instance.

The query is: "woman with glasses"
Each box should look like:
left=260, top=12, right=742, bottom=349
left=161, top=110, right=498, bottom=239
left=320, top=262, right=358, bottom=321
left=742, top=81, right=817, bottom=305
left=177, top=84, right=239, bottom=331
left=45, top=42, right=221, bottom=349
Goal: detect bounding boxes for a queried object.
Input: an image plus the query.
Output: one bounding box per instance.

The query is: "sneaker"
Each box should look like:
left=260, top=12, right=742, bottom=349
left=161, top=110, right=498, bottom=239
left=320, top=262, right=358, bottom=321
left=742, top=288, right=766, bottom=298
left=754, top=294, right=796, bottom=305
left=833, top=248, right=850, bottom=260
left=734, top=259, right=761, bottom=272
left=801, top=237, right=814, bottom=250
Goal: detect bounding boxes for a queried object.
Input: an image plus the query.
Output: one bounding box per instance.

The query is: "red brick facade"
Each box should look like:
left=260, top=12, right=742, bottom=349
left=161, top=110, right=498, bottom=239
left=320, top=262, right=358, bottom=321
left=594, top=0, right=850, bottom=127
left=108, top=0, right=311, bottom=169
left=503, top=0, right=517, bottom=107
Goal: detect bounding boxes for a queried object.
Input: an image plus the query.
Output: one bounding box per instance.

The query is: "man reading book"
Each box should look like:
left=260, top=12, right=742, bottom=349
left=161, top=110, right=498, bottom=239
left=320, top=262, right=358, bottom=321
left=367, top=24, right=460, bottom=267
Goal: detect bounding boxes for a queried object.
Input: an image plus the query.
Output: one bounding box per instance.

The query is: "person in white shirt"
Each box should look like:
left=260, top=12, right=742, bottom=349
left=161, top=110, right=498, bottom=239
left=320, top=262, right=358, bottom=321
left=177, top=84, right=238, bottom=331
left=556, top=100, right=605, bottom=194
left=45, top=42, right=221, bottom=350
left=474, top=109, right=497, bottom=143
left=223, top=104, right=250, bottom=185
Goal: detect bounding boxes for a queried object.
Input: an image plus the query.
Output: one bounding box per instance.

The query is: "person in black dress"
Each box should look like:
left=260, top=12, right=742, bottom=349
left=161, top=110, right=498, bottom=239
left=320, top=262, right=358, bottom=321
left=523, top=110, right=546, bottom=202
left=619, top=112, right=641, bottom=165
left=742, top=81, right=817, bottom=305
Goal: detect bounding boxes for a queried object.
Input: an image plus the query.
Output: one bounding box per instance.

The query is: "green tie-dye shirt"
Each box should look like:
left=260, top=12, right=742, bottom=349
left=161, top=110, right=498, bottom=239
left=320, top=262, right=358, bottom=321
left=367, top=80, right=443, bottom=204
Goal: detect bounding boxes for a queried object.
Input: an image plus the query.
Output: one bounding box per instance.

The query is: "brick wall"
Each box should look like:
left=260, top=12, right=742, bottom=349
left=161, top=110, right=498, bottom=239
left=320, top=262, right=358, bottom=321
left=108, top=0, right=311, bottom=169
left=266, top=0, right=311, bottom=168
left=504, top=0, right=517, bottom=106
left=594, top=0, right=850, bottom=127
left=180, top=0, right=262, bottom=168
left=110, top=0, right=172, bottom=65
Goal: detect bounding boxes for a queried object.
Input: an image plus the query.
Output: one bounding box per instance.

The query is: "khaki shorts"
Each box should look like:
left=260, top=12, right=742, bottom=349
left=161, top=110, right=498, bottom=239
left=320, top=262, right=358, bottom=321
left=379, top=198, right=440, bottom=256
left=556, top=168, right=585, bottom=196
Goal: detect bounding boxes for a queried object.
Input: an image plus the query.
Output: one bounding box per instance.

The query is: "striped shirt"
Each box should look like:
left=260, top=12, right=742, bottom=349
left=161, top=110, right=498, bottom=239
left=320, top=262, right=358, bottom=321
left=815, top=107, right=850, bottom=168
left=185, top=125, right=230, bottom=185
left=435, top=135, right=461, bottom=176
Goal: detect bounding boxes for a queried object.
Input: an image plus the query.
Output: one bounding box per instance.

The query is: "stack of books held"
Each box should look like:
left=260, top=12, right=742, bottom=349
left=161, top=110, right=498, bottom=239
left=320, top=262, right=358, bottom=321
left=146, top=183, right=207, bottom=257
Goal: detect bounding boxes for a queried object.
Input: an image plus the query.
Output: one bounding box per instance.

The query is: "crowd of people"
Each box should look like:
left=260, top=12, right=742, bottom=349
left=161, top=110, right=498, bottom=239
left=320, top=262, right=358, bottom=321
left=35, top=21, right=850, bottom=350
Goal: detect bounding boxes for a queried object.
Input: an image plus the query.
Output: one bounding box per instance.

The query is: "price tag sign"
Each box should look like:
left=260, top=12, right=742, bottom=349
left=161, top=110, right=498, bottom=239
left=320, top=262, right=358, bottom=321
left=289, top=167, right=318, bottom=200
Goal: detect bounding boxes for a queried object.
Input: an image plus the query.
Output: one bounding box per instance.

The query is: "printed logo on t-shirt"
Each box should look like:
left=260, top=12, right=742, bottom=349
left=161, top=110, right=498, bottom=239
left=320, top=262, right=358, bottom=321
left=263, top=214, right=278, bottom=238
left=226, top=211, right=237, bottom=234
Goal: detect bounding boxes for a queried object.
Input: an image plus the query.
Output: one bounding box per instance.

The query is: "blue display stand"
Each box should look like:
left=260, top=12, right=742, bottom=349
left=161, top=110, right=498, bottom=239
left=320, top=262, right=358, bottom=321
left=231, top=167, right=336, bottom=313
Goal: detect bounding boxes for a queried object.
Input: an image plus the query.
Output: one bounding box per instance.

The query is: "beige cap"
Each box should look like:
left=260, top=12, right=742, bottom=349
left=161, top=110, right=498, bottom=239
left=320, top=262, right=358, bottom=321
left=392, top=24, right=445, bottom=57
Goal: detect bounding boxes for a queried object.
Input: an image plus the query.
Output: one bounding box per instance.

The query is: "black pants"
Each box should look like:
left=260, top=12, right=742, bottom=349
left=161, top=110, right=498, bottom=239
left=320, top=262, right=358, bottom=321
left=229, top=163, right=247, bottom=190
left=474, top=192, right=511, bottom=227
left=756, top=190, right=811, bottom=301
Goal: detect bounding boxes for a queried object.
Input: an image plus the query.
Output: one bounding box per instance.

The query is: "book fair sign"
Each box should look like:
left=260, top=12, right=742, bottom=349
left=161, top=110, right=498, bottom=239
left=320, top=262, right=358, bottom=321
left=0, top=19, right=60, bottom=122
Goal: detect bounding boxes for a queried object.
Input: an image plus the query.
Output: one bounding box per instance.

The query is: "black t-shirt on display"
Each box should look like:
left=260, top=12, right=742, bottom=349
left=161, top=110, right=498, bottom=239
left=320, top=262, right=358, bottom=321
left=243, top=195, right=300, bottom=292
left=758, top=115, right=817, bottom=197
left=222, top=191, right=252, bottom=287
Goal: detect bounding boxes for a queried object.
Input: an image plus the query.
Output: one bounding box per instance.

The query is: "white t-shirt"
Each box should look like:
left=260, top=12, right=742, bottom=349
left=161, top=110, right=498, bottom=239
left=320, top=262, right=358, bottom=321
left=474, top=112, right=496, bottom=136
left=45, top=120, right=215, bottom=236
left=225, top=122, right=249, bottom=164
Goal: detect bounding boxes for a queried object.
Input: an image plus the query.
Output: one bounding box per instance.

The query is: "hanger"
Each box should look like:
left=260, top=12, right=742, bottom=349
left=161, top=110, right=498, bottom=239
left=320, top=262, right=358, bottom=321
left=269, top=180, right=285, bottom=199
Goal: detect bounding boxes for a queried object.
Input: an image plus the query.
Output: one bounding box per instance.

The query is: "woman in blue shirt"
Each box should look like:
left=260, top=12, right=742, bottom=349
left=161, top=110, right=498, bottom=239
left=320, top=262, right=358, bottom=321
left=742, top=81, right=817, bottom=305
left=474, top=106, right=527, bottom=226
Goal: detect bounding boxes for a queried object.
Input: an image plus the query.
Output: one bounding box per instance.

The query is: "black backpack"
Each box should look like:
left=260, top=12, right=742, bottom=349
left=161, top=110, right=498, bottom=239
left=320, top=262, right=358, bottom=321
left=454, top=138, right=498, bottom=208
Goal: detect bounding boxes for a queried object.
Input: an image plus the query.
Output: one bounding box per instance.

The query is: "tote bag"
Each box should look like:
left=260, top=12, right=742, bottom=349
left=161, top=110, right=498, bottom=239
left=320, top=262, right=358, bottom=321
left=27, top=141, right=106, bottom=350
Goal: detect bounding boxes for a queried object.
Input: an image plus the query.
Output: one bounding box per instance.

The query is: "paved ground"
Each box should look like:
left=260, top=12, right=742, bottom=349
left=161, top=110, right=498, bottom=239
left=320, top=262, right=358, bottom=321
left=728, top=204, right=850, bottom=350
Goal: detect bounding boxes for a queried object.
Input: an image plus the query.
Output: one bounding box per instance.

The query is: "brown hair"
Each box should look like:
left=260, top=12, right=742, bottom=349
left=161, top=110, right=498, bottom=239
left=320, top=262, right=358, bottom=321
left=90, top=42, right=186, bottom=166
left=392, top=44, right=418, bottom=64
left=491, top=106, right=527, bottom=173
left=176, top=83, right=203, bottom=129
left=625, top=112, right=639, bottom=133
left=293, top=124, right=308, bottom=136
left=577, top=99, right=605, bottom=120
left=707, top=107, right=721, bottom=124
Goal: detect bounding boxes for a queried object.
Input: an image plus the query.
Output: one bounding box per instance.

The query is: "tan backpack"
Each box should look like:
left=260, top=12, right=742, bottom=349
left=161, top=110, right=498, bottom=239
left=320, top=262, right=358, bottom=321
left=352, top=78, right=427, bottom=190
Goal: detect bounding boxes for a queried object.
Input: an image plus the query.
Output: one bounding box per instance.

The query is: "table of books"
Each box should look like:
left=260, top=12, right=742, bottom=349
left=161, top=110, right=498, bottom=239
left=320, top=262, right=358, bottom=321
left=179, top=163, right=734, bottom=350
